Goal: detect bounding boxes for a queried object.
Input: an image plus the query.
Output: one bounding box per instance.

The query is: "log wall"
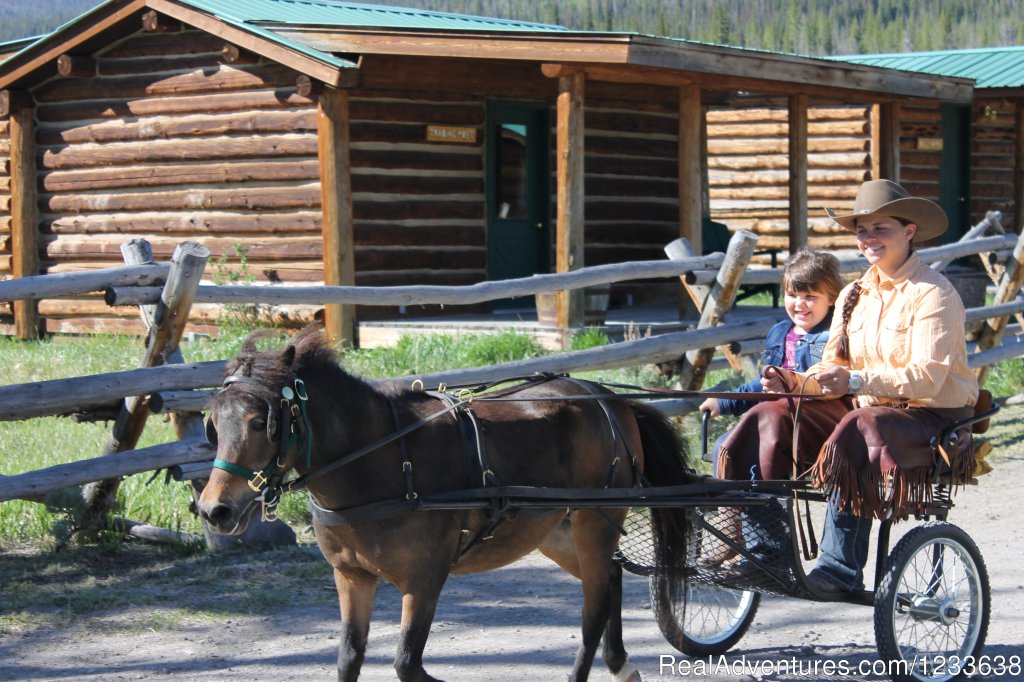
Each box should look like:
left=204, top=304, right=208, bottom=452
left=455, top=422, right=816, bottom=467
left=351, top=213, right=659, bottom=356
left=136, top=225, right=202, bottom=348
left=972, top=97, right=1019, bottom=230
left=582, top=83, right=678, bottom=302
left=898, top=100, right=944, bottom=211
left=706, top=103, right=871, bottom=252
left=34, top=28, right=321, bottom=334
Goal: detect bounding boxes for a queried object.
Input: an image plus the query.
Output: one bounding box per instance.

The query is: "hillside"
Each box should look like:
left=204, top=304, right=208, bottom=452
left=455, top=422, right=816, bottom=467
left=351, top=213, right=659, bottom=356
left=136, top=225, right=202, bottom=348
left=1, top=0, right=1022, bottom=54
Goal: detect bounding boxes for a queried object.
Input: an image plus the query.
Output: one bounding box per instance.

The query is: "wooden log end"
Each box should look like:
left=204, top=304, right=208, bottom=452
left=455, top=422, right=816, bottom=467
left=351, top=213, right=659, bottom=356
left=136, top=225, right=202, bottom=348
left=296, top=75, right=322, bottom=99
left=142, top=10, right=181, bottom=32
left=0, top=89, right=31, bottom=117
left=57, top=54, right=96, bottom=78
left=220, top=44, right=260, bottom=65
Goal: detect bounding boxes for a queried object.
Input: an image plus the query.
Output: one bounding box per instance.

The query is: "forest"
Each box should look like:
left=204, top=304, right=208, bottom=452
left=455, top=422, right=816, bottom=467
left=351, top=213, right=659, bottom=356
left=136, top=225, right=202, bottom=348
left=2, top=0, right=1022, bottom=54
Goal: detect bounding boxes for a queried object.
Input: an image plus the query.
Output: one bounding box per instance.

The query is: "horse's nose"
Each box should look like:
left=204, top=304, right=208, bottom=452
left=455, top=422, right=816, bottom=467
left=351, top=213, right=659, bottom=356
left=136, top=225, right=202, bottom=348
left=199, top=502, right=234, bottom=528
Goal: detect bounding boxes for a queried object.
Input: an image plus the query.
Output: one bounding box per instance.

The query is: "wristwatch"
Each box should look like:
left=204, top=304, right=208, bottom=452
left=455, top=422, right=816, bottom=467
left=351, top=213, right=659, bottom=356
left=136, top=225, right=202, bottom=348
left=848, top=371, right=863, bottom=394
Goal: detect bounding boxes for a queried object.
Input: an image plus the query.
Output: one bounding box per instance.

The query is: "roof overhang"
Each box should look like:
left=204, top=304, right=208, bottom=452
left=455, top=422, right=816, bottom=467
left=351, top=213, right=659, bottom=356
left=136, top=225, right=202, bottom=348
left=268, top=26, right=974, bottom=103
left=0, top=0, right=358, bottom=92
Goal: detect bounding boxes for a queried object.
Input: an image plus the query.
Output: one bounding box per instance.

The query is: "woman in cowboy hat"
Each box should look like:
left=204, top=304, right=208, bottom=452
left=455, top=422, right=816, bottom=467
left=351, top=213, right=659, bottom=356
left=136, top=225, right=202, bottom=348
left=717, top=179, right=979, bottom=595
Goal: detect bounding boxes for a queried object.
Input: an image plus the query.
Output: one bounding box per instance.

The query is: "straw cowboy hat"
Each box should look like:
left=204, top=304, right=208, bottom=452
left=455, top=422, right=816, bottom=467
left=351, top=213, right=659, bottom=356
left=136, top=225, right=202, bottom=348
left=825, top=179, right=948, bottom=241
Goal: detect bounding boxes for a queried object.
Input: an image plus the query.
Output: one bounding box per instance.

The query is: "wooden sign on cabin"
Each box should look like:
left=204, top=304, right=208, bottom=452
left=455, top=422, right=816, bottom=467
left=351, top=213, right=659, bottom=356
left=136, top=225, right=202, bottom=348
left=917, top=137, right=944, bottom=151
left=425, top=125, right=478, bottom=144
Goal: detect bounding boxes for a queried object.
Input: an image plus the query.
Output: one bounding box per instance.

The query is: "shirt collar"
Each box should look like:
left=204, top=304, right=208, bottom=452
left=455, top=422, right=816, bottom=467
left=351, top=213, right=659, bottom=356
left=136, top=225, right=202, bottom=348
left=859, top=252, right=922, bottom=294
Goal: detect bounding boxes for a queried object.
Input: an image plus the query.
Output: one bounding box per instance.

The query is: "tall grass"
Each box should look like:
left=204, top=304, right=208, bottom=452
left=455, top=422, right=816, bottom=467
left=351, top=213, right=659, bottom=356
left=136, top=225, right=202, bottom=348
left=3, top=327, right=1018, bottom=547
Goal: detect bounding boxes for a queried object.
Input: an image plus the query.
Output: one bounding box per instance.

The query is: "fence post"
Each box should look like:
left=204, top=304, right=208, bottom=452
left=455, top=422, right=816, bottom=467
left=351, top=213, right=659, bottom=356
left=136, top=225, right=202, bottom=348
left=677, top=230, right=759, bottom=389
left=664, top=238, right=753, bottom=375
left=975, top=229, right=1024, bottom=385
left=80, top=241, right=209, bottom=531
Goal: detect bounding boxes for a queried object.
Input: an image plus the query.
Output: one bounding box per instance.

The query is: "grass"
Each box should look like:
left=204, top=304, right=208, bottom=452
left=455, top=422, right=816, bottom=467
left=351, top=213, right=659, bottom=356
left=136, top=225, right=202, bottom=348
left=1, top=325, right=1021, bottom=547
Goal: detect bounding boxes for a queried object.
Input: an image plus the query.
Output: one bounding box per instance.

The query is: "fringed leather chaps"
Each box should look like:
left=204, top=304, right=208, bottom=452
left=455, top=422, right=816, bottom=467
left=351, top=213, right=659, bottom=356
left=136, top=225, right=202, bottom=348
left=810, top=405, right=972, bottom=520
left=716, top=398, right=852, bottom=481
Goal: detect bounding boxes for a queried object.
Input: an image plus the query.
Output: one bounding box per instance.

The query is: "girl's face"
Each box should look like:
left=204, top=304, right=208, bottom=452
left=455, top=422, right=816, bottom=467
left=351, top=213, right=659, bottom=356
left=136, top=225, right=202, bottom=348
left=784, top=287, right=834, bottom=334
left=854, top=213, right=916, bottom=276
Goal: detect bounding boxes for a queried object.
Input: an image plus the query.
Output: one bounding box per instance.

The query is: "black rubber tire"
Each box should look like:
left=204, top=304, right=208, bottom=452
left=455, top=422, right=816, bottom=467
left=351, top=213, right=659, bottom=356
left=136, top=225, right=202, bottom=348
left=874, top=521, right=990, bottom=682
left=650, top=574, right=760, bottom=656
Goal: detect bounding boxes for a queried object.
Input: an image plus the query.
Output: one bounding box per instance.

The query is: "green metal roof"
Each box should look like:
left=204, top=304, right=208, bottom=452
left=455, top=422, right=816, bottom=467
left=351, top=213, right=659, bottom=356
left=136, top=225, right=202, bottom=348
left=832, top=46, right=1024, bottom=89
left=179, top=0, right=567, bottom=32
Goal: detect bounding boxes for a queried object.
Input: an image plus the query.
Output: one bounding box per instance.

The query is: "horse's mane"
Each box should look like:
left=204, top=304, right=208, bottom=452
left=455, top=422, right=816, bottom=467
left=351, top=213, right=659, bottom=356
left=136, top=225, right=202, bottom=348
left=219, top=325, right=369, bottom=400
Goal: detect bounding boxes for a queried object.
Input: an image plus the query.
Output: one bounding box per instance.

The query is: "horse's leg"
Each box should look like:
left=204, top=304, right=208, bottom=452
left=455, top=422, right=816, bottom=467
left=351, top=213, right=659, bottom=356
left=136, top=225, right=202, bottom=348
left=334, top=567, right=379, bottom=682
left=393, top=575, right=448, bottom=682
left=567, top=509, right=621, bottom=682
left=602, top=563, right=641, bottom=682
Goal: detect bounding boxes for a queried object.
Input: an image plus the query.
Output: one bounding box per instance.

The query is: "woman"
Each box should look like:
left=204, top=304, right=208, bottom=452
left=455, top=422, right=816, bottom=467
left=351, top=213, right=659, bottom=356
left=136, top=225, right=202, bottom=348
left=730, top=179, right=979, bottom=595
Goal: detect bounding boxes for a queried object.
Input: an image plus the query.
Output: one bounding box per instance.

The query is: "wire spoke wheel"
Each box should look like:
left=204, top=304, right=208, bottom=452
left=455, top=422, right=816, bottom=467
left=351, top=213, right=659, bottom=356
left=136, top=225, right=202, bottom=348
left=651, top=574, right=760, bottom=656
left=874, top=522, right=989, bottom=682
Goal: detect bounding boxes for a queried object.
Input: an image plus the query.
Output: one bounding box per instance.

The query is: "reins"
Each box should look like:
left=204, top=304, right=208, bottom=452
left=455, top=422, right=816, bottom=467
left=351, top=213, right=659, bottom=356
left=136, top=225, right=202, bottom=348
left=211, top=370, right=834, bottom=523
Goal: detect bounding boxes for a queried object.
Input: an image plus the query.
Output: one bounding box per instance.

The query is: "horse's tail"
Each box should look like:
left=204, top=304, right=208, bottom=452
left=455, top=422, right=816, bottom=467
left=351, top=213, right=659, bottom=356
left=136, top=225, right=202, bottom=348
left=630, top=403, right=693, bottom=607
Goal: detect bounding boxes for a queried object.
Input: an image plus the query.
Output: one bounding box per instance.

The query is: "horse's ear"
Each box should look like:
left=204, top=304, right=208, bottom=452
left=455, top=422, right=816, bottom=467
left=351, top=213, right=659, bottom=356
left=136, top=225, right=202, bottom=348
left=240, top=334, right=259, bottom=355
left=282, top=344, right=297, bottom=367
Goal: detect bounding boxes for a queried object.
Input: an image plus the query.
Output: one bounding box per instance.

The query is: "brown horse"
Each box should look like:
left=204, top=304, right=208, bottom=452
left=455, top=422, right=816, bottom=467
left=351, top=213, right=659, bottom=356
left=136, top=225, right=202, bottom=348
left=199, top=327, right=692, bottom=681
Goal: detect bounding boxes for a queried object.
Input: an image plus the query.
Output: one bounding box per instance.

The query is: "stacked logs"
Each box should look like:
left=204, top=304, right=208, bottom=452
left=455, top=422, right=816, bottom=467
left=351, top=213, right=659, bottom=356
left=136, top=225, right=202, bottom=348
left=706, top=103, right=871, bottom=252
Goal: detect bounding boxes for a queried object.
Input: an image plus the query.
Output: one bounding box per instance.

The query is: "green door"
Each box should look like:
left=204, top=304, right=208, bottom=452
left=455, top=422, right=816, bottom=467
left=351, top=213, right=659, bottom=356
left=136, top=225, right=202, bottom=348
left=939, top=102, right=971, bottom=242
left=486, top=101, right=551, bottom=310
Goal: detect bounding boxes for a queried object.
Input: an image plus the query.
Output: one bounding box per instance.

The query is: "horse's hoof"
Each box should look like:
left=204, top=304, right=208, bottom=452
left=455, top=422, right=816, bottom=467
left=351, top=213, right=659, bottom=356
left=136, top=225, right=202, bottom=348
left=611, top=659, right=641, bottom=682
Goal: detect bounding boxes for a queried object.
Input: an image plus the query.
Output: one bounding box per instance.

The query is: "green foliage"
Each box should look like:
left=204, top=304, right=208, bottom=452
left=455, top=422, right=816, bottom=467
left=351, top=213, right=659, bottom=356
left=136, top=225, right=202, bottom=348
left=361, top=0, right=1024, bottom=54
left=570, top=327, right=610, bottom=351
left=979, top=357, right=1024, bottom=399
left=209, top=244, right=269, bottom=335
left=343, top=330, right=547, bottom=377
left=0, top=0, right=95, bottom=42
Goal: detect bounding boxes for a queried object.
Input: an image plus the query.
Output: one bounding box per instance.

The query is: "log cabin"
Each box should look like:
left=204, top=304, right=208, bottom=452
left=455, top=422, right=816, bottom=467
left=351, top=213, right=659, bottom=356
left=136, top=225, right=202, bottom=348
left=0, top=0, right=973, bottom=343
left=836, top=46, right=1024, bottom=237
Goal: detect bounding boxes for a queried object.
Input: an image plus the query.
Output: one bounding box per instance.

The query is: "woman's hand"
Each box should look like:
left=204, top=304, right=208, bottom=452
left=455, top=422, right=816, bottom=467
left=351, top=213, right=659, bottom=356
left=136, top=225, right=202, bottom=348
left=813, top=366, right=851, bottom=396
left=699, top=398, right=721, bottom=418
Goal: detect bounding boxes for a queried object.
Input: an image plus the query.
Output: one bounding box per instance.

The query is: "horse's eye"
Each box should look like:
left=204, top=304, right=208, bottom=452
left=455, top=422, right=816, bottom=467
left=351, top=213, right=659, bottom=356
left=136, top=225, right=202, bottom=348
left=250, top=418, right=267, bottom=432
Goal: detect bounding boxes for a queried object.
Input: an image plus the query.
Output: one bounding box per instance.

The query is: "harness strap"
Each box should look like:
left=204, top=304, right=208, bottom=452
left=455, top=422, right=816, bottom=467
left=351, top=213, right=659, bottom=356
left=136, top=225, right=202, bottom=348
left=386, top=396, right=417, bottom=501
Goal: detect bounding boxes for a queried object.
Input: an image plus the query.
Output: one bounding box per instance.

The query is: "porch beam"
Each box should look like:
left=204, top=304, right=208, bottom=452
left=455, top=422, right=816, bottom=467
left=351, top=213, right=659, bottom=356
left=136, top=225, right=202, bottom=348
left=871, top=102, right=900, bottom=182
left=788, top=94, right=809, bottom=252
left=555, top=68, right=585, bottom=334
left=317, top=86, right=356, bottom=346
left=9, top=94, right=40, bottom=339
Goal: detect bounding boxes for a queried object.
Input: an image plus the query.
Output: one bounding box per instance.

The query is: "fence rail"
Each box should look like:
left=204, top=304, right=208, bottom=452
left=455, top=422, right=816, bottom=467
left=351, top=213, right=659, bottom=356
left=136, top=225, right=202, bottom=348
left=3, top=228, right=1024, bottom=520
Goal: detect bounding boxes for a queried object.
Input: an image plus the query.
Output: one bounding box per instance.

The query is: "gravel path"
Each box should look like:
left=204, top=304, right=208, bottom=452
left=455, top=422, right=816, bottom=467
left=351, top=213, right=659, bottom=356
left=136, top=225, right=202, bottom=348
left=2, top=425, right=1022, bottom=681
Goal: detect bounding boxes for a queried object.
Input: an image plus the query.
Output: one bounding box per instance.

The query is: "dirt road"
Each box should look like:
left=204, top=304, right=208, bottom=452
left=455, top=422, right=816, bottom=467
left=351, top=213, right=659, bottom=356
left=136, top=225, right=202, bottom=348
left=2, top=420, right=1023, bottom=681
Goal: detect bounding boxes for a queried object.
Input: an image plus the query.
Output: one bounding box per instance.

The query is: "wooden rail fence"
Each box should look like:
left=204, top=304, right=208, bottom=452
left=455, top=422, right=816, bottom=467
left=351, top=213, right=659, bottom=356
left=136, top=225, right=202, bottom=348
left=2, top=225, right=1024, bottom=549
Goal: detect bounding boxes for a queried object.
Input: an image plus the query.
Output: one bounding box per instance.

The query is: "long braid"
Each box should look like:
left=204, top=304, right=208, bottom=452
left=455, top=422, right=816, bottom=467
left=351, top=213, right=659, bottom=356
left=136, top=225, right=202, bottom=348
left=834, top=282, right=863, bottom=362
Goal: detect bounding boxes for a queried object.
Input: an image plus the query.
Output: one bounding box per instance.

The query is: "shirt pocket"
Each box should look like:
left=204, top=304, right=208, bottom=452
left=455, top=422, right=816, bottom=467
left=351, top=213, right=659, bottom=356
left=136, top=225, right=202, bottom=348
left=881, top=319, right=911, bottom=365
left=762, top=342, right=783, bottom=366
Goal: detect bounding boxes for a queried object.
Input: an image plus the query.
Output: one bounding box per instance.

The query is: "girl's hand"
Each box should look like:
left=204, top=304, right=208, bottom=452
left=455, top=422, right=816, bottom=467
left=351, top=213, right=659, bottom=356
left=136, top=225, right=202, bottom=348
left=760, top=366, right=790, bottom=393
left=699, top=398, right=721, bottom=418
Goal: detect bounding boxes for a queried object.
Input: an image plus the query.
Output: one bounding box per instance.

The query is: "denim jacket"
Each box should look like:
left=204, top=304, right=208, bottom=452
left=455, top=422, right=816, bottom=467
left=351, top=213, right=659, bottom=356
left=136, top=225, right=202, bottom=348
left=717, top=312, right=833, bottom=417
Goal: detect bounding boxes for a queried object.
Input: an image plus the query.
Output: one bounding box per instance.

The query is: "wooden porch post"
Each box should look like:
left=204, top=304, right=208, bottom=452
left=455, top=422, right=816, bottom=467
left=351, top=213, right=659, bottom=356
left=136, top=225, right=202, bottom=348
left=788, top=94, right=808, bottom=252
left=872, top=102, right=901, bottom=182
left=679, top=83, right=702, bottom=252
left=7, top=90, right=39, bottom=340
left=1014, top=100, right=1024, bottom=232
left=317, top=85, right=356, bottom=347
left=679, top=83, right=703, bottom=319
left=555, top=69, right=585, bottom=333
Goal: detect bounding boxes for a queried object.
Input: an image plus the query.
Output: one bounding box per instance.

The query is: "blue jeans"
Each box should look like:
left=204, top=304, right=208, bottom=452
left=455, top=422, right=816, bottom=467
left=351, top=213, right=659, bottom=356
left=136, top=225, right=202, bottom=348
left=815, top=495, right=872, bottom=591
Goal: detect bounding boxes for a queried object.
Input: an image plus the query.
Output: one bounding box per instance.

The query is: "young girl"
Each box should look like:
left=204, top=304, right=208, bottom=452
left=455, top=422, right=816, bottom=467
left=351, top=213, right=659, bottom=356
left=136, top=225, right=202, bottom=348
left=698, top=249, right=843, bottom=567
left=700, top=249, right=844, bottom=447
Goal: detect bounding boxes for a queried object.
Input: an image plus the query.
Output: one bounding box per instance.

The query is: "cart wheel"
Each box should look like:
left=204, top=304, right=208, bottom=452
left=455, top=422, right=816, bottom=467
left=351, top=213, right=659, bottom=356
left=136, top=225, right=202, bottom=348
left=874, top=521, right=989, bottom=682
left=650, top=574, right=760, bottom=656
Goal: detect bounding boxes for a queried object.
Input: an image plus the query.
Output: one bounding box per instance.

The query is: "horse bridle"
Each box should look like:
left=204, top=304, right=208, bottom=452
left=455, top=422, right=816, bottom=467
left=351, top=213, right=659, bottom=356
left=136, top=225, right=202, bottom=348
left=208, top=372, right=312, bottom=514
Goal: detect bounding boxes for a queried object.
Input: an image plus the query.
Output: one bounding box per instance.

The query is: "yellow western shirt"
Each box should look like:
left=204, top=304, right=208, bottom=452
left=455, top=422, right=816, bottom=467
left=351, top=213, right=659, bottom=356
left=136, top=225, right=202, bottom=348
left=805, top=252, right=979, bottom=409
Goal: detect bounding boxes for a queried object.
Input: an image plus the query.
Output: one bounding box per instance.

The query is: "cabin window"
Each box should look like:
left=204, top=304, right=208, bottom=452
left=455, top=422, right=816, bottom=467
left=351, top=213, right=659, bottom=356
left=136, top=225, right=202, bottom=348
left=495, top=123, right=528, bottom=220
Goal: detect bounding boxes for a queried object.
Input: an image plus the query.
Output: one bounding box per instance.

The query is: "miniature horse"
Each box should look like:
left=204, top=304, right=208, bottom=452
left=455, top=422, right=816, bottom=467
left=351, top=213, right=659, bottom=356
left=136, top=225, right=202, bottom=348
left=199, top=327, right=693, bottom=681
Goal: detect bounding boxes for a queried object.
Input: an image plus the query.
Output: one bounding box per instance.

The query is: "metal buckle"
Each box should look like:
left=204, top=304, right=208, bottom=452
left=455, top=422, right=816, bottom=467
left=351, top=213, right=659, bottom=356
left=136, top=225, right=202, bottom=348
left=248, top=470, right=269, bottom=492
